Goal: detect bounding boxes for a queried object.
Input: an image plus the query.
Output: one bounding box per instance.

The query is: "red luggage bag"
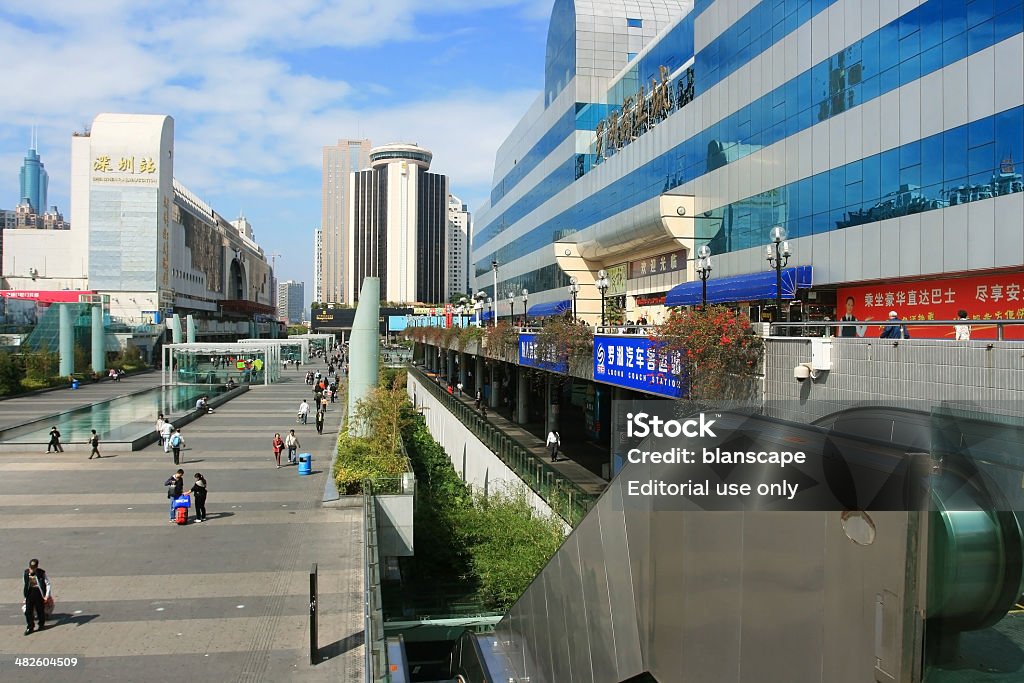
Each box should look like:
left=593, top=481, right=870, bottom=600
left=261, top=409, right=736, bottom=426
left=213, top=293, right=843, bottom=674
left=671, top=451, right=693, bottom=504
left=176, top=507, right=188, bottom=525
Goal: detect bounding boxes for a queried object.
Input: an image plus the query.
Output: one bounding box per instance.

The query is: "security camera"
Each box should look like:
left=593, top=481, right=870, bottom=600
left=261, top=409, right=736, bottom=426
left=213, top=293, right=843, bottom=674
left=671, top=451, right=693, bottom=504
left=793, top=362, right=819, bottom=382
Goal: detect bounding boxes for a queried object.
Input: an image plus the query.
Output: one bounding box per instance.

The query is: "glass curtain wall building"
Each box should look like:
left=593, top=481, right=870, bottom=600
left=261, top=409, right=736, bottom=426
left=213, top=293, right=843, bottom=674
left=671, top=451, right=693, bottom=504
left=472, top=0, right=1024, bottom=323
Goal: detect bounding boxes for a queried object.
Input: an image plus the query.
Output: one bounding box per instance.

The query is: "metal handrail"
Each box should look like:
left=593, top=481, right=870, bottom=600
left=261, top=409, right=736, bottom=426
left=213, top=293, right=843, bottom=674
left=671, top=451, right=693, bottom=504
left=364, top=482, right=388, bottom=680
left=768, top=319, right=1024, bottom=340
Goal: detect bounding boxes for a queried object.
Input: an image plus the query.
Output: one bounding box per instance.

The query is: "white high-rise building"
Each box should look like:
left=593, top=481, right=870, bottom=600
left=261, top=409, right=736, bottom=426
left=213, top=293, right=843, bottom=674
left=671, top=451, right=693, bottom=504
left=321, top=139, right=371, bottom=304
left=347, top=143, right=449, bottom=304
left=277, top=280, right=304, bottom=324
left=448, top=195, right=471, bottom=300
left=313, top=227, right=322, bottom=303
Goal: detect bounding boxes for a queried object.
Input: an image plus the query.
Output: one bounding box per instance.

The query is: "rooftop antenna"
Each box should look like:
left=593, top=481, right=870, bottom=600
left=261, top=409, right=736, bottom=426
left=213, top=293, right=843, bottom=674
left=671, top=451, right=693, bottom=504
left=31, top=125, right=36, bottom=150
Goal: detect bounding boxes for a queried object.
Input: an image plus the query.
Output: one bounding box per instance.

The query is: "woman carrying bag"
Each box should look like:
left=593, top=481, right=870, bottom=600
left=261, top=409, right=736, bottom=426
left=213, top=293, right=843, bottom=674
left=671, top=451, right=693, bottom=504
left=272, top=433, right=285, bottom=469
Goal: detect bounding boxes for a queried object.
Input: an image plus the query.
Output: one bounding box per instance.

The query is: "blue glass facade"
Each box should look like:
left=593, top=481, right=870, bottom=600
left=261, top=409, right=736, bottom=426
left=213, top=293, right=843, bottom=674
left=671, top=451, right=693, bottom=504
left=19, top=148, right=48, bottom=213
left=474, top=0, right=1024, bottom=299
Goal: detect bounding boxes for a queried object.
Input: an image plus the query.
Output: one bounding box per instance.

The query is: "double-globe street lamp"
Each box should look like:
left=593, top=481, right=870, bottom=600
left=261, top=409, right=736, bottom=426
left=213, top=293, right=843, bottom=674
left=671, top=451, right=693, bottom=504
left=459, top=296, right=469, bottom=327
left=765, top=225, right=792, bottom=328
left=521, top=288, right=529, bottom=326
left=507, top=291, right=516, bottom=324
left=568, top=277, right=580, bottom=320
left=695, top=245, right=713, bottom=308
left=595, top=269, right=610, bottom=326
left=474, top=291, right=486, bottom=327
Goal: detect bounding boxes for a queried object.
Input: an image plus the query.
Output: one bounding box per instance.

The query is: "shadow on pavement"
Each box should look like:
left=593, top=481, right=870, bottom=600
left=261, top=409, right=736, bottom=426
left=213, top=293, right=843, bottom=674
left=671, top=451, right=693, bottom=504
left=52, top=612, right=100, bottom=627
left=203, top=512, right=235, bottom=520
left=317, top=630, right=365, bottom=663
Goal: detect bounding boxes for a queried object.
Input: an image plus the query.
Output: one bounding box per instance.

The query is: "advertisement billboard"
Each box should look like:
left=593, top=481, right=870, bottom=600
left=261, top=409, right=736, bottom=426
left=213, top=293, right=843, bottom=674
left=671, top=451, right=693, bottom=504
left=837, top=272, right=1024, bottom=339
left=518, top=333, right=568, bottom=373
left=593, top=335, right=685, bottom=398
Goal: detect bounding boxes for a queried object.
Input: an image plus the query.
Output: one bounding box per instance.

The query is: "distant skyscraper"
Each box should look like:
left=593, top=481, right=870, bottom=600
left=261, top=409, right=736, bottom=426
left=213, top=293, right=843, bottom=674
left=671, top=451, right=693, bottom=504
left=348, top=143, right=449, bottom=304
left=321, top=139, right=372, bottom=304
left=277, top=280, right=305, bottom=324
left=313, top=228, right=323, bottom=303
left=19, top=135, right=48, bottom=213
left=448, top=195, right=471, bottom=300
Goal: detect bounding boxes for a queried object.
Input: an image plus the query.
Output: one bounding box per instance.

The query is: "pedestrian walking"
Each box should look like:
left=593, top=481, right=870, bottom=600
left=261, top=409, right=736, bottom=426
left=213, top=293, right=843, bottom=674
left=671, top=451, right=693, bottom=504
left=954, top=310, right=971, bottom=341
left=298, top=399, right=310, bottom=424
left=191, top=473, right=208, bottom=522
left=315, top=409, right=325, bottom=435
left=155, top=414, right=166, bottom=447
left=169, top=429, right=185, bottom=465
left=880, top=311, right=911, bottom=339
left=22, top=559, right=51, bottom=635
left=474, top=390, right=482, bottom=410
left=160, top=420, right=174, bottom=453
left=47, top=426, right=64, bottom=453
left=456, top=382, right=463, bottom=396
left=285, top=430, right=300, bottom=464
left=165, top=469, right=185, bottom=522
left=546, top=430, right=561, bottom=462
left=272, top=433, right=284, bottom=468
left=88, top=430, right=101, bottom=459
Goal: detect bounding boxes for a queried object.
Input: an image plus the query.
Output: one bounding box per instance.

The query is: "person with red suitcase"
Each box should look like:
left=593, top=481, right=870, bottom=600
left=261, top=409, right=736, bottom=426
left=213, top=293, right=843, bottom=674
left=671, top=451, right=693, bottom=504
left=164, top=469, right=185, bottom=523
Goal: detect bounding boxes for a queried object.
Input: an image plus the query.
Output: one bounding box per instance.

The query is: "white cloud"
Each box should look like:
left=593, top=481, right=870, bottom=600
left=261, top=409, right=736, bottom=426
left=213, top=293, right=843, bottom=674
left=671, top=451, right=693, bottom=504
left=0, top=0, right=550, bottom=293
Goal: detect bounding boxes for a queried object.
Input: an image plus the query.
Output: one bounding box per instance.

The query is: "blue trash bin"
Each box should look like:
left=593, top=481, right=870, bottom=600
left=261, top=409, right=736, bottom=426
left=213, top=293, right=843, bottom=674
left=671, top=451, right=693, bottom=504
left=297, top=453, right=311, bottom=475
left=71, top=380, right=80, bottom=390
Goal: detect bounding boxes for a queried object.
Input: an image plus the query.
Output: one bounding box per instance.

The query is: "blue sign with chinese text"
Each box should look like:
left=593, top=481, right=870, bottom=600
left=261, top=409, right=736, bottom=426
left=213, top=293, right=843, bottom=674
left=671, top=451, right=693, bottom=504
left=593, top=335, right=686, bottom=398
left=518, top=333, right=569, bottom=373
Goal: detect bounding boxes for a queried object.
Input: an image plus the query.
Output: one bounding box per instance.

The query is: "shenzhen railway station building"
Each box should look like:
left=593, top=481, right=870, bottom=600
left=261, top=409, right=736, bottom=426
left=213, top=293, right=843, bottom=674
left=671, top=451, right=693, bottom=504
left=472, top=0, right=1024, bottom=330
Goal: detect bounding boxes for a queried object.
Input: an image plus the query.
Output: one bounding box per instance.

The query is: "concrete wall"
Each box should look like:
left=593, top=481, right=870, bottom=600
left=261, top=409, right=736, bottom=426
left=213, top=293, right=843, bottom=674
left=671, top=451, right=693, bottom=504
left=375, top=495, right=414, bottom=557
left=407, top=373, right=568, bottom=531
left=764, top=337, right=1024, bottom=424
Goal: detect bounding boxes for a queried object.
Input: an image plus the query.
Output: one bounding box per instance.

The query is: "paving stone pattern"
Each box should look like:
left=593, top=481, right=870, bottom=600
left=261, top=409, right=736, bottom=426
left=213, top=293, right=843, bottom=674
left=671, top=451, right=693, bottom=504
left=0, top=374, right=364, bottom=683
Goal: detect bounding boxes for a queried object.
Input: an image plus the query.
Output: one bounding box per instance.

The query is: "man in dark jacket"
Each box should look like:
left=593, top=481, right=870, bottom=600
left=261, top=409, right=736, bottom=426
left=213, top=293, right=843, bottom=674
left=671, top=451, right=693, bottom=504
left=880, top=311, right=910, bottom=339
left=165, top=469, right=185, bottom=522
left=23, top=559, right=51, bottom=635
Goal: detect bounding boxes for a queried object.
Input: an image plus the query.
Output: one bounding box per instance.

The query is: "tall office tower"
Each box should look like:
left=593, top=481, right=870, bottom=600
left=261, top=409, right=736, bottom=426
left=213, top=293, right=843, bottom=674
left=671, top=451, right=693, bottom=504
left=19, top=138, right=49, bottom=214
left=313, top=227, right=323, bottom=303
left=347, top=143, right=449, bottom=304
left=321, top=139, right=372, bottom=304
left=447, top=195, right=471, bottom=300
left=277, top=280, right=305, bottom=324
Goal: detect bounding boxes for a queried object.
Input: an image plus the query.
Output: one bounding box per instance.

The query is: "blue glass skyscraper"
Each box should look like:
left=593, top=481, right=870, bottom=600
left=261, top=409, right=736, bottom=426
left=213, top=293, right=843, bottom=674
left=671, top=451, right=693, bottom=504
left=19, top=144, right=48, bottom=213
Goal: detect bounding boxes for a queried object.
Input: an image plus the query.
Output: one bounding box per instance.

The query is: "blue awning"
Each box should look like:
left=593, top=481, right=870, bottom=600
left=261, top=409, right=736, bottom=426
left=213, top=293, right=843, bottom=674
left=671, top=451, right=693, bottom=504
left=665, top=266, right=813, bottom=307
left=482, top=310, right=494, bottom=321
left=526, top=299, right=571, bottom=318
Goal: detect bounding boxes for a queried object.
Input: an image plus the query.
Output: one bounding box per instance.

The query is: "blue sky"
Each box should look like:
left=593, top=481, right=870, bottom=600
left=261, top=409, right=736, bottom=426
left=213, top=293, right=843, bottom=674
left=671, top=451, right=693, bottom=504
left=0, top=0, right=552, bottom=304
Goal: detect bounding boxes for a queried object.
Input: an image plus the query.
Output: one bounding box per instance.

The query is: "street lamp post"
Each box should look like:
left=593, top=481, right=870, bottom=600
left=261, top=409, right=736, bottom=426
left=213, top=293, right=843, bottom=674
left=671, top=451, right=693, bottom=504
left=507, top=292, right=516, bottom=325
left=521, top=288, right=529, bottom=326
left=491, top=260, right=499, bottom=328
left=459, top=296, right=469, bottom=327
left=595, top=269, right=610, bottom=326
left=568, top=277, right=580, bottom=320
left=765, top=225, right=792, bottom=330
left=486, top=297, right=493, bottom=324
left=696, top=245, right=713, bottom=308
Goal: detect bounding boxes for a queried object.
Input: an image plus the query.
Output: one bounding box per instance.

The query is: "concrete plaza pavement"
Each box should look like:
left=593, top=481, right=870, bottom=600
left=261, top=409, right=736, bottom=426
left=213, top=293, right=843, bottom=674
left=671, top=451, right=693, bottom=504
left=0, top=374, right=364, bottom=682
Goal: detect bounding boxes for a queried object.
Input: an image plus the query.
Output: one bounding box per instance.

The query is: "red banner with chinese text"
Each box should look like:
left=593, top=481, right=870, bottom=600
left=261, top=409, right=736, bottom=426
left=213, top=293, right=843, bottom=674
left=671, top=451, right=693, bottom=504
left=0, top=290, right=96, bottom=303
left=837, top=272, right=1024, bottom=339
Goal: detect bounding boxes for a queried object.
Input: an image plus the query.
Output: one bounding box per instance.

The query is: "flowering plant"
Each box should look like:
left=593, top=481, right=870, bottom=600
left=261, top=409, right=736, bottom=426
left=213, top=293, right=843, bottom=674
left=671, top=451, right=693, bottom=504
left=534, top=316, right=594, bottom=366
left=650, top=306, right=763, bottom=400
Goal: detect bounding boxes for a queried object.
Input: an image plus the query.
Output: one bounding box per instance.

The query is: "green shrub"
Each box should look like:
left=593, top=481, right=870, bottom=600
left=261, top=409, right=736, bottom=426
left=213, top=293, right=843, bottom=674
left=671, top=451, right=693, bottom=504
left=462, top=488, right=566, bottom=610
left=402, top=413, right=566, bottom=611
